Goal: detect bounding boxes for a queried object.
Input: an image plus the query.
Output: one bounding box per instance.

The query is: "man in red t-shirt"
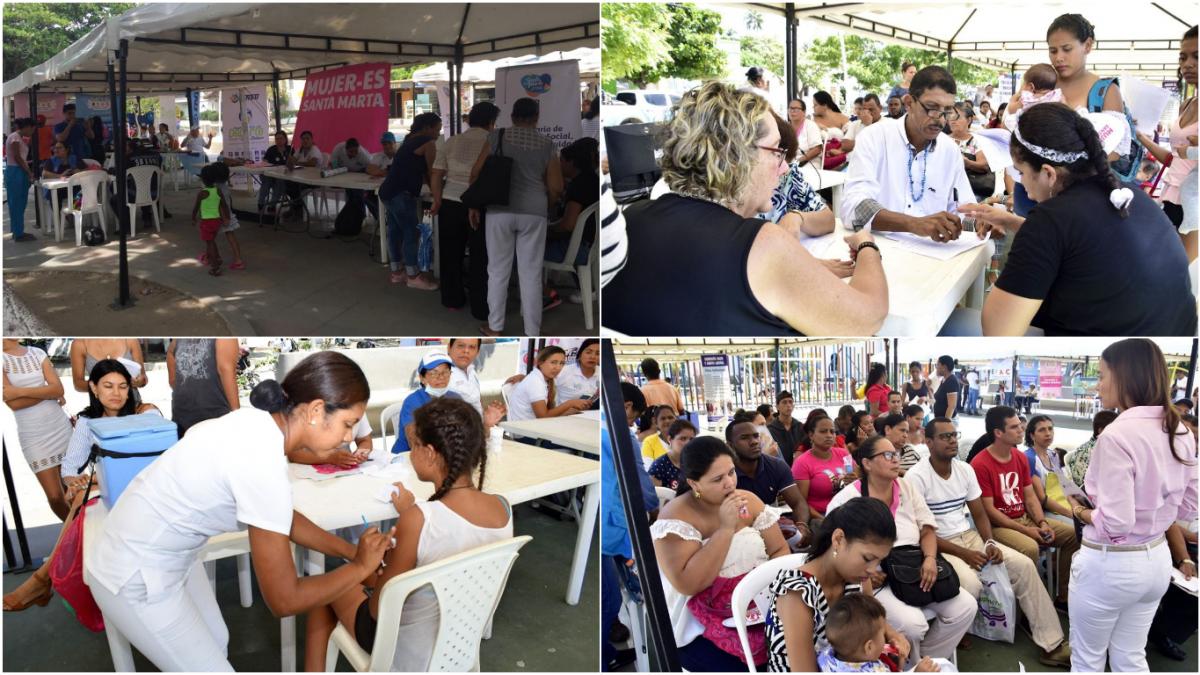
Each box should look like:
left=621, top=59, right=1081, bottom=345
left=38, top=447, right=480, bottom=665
left=970, top=405, right=1078, bottom=603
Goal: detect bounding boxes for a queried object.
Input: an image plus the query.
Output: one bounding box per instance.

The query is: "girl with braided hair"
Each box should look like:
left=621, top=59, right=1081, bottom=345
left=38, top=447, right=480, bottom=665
left=304, top=397, right=512, bottom=672
left=957, top=102, right=1196, bottom=336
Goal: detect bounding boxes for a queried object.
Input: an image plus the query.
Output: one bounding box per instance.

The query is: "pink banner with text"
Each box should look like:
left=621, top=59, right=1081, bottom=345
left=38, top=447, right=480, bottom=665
left=294, top=62, right=390, bottom=155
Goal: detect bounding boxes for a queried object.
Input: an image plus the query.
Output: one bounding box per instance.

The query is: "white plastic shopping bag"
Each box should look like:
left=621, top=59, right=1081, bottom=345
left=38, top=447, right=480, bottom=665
left=968, top=562, right=1016, bottom=643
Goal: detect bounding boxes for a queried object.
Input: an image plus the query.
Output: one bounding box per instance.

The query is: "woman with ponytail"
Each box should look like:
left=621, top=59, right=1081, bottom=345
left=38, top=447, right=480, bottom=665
left=959, top=102, right=1196, bottom=336
left=85, top=351, right=398, bottom=671
left=824, top=436, right=976, bottom=666
left=305, top=397, right=512, bottom=671
left=765, top=496, right=903, bottom=671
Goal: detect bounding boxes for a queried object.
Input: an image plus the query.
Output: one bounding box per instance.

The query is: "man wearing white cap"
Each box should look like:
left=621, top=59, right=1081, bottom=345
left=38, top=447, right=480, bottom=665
left=390, top=351, right=462, bottom=454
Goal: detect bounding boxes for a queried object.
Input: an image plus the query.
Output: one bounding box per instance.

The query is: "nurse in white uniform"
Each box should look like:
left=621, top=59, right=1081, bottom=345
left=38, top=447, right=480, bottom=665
left=85, top=352, right=398, bottom=671
left=446, top=338, right=511, bottom=427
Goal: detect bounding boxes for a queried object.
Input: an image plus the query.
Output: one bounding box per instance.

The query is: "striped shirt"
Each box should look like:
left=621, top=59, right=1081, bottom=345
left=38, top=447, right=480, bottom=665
left=766, top=569, right=862, bottom=672
left=904, top=456, right=982, bottom=537
left=599, top=137, right=627, bottom=289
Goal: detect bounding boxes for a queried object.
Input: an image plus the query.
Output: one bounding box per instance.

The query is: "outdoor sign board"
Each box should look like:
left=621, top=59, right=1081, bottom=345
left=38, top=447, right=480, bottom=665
left=701, top=354, right=731, bottom=407
left=294, top=62, right=390, bottom=154
left=494, top=59, right=583, bottom=151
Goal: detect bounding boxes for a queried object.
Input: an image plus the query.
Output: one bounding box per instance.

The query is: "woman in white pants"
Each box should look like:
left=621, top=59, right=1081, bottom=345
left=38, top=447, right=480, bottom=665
left=470, top=96, right=563, bottom=337
left=85, top=352, right=398, bottom=671
left=1067, top=339, right=1198, bottom=672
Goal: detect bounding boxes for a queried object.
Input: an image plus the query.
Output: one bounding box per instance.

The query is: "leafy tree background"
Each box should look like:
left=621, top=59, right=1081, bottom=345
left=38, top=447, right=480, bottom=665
left=3, top=3, right=134, bottom=82
left=602, top=3, right=726, bottom=91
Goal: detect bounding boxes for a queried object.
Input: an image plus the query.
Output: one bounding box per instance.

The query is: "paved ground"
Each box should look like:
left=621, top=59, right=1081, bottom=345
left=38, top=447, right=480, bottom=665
left=3, top=181, right=593, bottom=336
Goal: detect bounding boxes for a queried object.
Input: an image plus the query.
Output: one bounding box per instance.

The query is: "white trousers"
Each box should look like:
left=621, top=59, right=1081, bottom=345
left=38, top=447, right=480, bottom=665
left=874, top=585, right=976, bottom=664
left=1068, top=540, right=1172, bottom=672
left=90, top=561, right=233, bottom=671
left=485, top=212, right=547, bottom=336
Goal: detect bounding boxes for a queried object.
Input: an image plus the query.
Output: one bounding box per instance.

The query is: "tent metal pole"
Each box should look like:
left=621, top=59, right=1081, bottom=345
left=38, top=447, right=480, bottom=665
left=454, top=42, right=465, bottom=135
left=600, top=341, right=681, bottom=671
left=114, top=39, right=132, bottom=307
left=272, top=71, right=282, bottom=131
left=1186, top=338, right=1198, bottom=401
left=785, top=3, right=796, bottom=103
left=774, top=339, right=782, bottom=401
left=185, top=87, right=196, bottom=129
left=447, top=58, right=457, bottom=137
left=3, top=442, right=33, bottom=572
left=29, top=85, right=42, bottom=232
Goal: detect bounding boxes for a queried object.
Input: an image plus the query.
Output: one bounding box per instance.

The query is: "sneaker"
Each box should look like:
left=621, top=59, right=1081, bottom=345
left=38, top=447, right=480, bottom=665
left=479, top=324, right=502, bottom=337
left=406, top=275, right=439, bottom=291
left=1038, top=640, right=1071, bottom=668
left=229, top=261, right=246, bottom=271
left=389, top=271, right=407, bottom=284
left=543, top=290, right=562, bottom=311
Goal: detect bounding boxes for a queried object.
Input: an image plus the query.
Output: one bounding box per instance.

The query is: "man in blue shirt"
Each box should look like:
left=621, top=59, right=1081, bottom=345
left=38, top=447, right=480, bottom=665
left=390, top=351, right=461, bottom=453
left=726, top=411, right=808, bottom=522
left=53, top=103, right=94, bottom=162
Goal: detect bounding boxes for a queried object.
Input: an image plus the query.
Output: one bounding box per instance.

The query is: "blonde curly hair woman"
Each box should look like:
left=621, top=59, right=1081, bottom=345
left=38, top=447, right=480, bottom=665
left=602, top=81, right=888, bottom=336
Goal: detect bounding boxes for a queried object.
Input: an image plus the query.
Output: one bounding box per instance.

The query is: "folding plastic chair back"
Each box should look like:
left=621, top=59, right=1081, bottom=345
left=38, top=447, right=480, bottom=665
left=60, top=171, right=109, bottom=246
left=126, top=165, right=163, bottom=237
left=326, top=535, right=531, bottom=672
left=731, top=552, right=809, bottom=671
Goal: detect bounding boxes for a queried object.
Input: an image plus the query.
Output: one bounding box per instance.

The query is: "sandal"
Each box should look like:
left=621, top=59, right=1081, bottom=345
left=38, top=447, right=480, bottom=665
left=3, top=575, right=53, bottom=612
left=229, top=261, right=246, bottom=271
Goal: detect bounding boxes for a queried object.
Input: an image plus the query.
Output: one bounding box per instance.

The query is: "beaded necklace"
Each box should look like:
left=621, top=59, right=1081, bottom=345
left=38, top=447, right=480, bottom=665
left=906, top=141, right=931, bottom=203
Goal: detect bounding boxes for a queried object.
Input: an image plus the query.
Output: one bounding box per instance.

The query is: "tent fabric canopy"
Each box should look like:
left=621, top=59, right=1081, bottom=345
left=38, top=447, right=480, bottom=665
left=3, top=2, right=599, bottom=95
left=410, top=47, right=600, bottom=83
left=752, top=0, right=1193, bottom=76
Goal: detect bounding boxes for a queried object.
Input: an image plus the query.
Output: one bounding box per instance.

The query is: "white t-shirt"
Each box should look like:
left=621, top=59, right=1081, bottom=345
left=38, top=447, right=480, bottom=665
left=449, top=363, right=482, bottom=414
left=795, top=119, right=824, bottom=155
left=826, top=477, right=935, bottom=547
left=904, top=457, right=982, bottom=537
left=182, top=135, right=208, bottom=154
left=555, top=363, right=598, bottom=406
left=6, top=131, right=29, bottom=167
left=507, top=372, right=550, bottom=422
left=296, top=144, right=324, bottom=167
left=369, top=151, right=394, bottom=172
left=86, top=408, right=294, bottom=602
left=967, top=372, right=979, bottom=387
left=353, top=415, right=372, bottom=441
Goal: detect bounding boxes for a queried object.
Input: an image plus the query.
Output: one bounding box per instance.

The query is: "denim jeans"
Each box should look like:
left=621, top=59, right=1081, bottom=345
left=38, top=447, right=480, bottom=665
left=4, top=165, right=30, bottom=237
left=384, top=191, right=420, bottom=275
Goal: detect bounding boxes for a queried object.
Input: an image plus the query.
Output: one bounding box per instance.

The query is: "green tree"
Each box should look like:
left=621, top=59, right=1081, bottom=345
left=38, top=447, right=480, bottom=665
left=740, top=36, right=784, bottom=79
left=601, top=2, right=672, bottom=90
left=3, top=3, right=135, bottom=82
left=799, top=35, right=996, bottom=103
left=391, top=63, right=435, bottom=82
left=627, top=4, right=726, bottom=87
left=745, top=10, right=764, bottom=33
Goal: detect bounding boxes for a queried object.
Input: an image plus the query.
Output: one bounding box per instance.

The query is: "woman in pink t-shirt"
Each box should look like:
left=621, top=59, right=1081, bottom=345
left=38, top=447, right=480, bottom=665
left=792, top=415, right=854, bottom=528
left=864, top=363, right=892, bottom=417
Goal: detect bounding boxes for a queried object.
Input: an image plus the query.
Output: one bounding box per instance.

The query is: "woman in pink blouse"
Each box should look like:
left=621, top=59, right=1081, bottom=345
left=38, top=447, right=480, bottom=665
left=1068, top=338, right=1198, bottom=672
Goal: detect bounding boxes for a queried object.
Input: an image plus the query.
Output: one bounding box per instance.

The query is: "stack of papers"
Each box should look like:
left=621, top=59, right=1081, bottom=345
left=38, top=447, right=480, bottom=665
left=878, top=231, right=989, bottom=261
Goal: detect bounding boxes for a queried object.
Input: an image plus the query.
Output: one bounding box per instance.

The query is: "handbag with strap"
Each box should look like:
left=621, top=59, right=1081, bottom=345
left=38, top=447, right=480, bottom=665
left=882, top=544, right=961, bottom=607
left=460, top=128, right=513, bottom=208
left=48, top=469, right=105, bottom=632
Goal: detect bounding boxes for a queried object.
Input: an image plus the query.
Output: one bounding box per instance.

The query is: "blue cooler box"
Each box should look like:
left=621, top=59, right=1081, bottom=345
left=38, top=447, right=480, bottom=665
left=89, top=413, right=178, bottom=509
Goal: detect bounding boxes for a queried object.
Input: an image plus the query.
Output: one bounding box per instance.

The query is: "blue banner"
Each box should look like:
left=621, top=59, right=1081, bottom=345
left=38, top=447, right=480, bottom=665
left=1016, top=359, right=1040, bottom=389
left=74, top=94, right=114, bottom=142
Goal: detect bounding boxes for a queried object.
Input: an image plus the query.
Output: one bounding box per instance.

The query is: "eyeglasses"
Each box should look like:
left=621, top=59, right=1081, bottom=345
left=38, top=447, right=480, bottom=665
left=757, top=144, right=788, bottom=166
left=867, top=450, right=899, bottom=461
left=916, top=100, right=961, bottom=121
left=935, top=432, right=962, bottom=442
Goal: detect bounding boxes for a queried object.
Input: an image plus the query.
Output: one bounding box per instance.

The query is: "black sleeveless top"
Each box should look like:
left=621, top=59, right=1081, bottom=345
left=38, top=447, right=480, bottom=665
left=601, top=194, right=802, bottom=336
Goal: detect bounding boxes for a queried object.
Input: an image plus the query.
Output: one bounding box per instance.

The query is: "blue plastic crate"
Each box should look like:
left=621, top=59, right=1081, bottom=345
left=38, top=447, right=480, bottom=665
left=89, top=413, right=178, bottom=509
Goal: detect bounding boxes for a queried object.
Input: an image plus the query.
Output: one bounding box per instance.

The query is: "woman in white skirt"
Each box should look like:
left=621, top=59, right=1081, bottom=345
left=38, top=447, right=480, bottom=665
left=85, top=352, right=399, bottom=671
left=1067, top=338, right=1198, bottom=671
left=2, top=339, right=72, bottom=520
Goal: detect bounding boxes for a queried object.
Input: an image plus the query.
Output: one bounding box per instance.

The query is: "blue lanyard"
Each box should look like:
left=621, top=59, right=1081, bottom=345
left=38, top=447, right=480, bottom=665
left=906, top=143, right=931, bottom=203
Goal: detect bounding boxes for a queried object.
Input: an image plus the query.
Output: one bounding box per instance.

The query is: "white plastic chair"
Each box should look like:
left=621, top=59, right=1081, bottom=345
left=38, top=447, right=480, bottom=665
left=543, top=202, right=600, bottom=330
left=200, top=530, right=254, bottom=609
left=325, top=535, right=531, bottom=672
left=379, top=399, right=407, bottom=453
left=732, top=552, right=809, bottom=671
left=500, top=382, right=516, bottom=411
left=59, top=171, right=109, bottom=245
left=126, top=165, right=163, bottom=237
left=654, top=486, right=675, bottom=507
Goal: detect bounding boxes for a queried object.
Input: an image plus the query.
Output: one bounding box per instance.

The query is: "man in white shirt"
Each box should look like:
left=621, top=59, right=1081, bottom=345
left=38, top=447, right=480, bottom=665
left=329, top=137, right=372, bottom=215
left=289, top=130, right=324, bottom=168
left=839, top=94, right=882, bottom=154
left=181, top=127, right=213, bottom=156
left=966, top=369, right=981, bottom=415
left=841, top=65, right=977, bottom=243
left=906, top=417, right=1071, bottom=667
left=445, top=338, right=509, bottom=427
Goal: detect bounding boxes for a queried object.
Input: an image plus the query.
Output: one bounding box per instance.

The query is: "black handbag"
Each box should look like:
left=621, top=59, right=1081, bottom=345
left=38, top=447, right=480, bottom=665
left=460, top=129, right=513, bottom=208
left=882, top=545, right=961, bottom=607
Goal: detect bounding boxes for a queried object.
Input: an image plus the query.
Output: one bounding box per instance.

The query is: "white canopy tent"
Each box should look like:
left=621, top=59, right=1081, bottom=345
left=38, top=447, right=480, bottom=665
left=2, top=2, right=598, bottom=307
left=897, top=337, right=1198, bottom=362
left=742, top=0, right=1193, bottom=102
left=410, top=47, right=600, bottom=83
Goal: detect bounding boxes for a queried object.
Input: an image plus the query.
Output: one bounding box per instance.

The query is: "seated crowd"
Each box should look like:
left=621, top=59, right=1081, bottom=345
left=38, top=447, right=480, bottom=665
left=601, top=14, right=1198, bottom=337
left=612, top=340, right=1197, bottom=672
